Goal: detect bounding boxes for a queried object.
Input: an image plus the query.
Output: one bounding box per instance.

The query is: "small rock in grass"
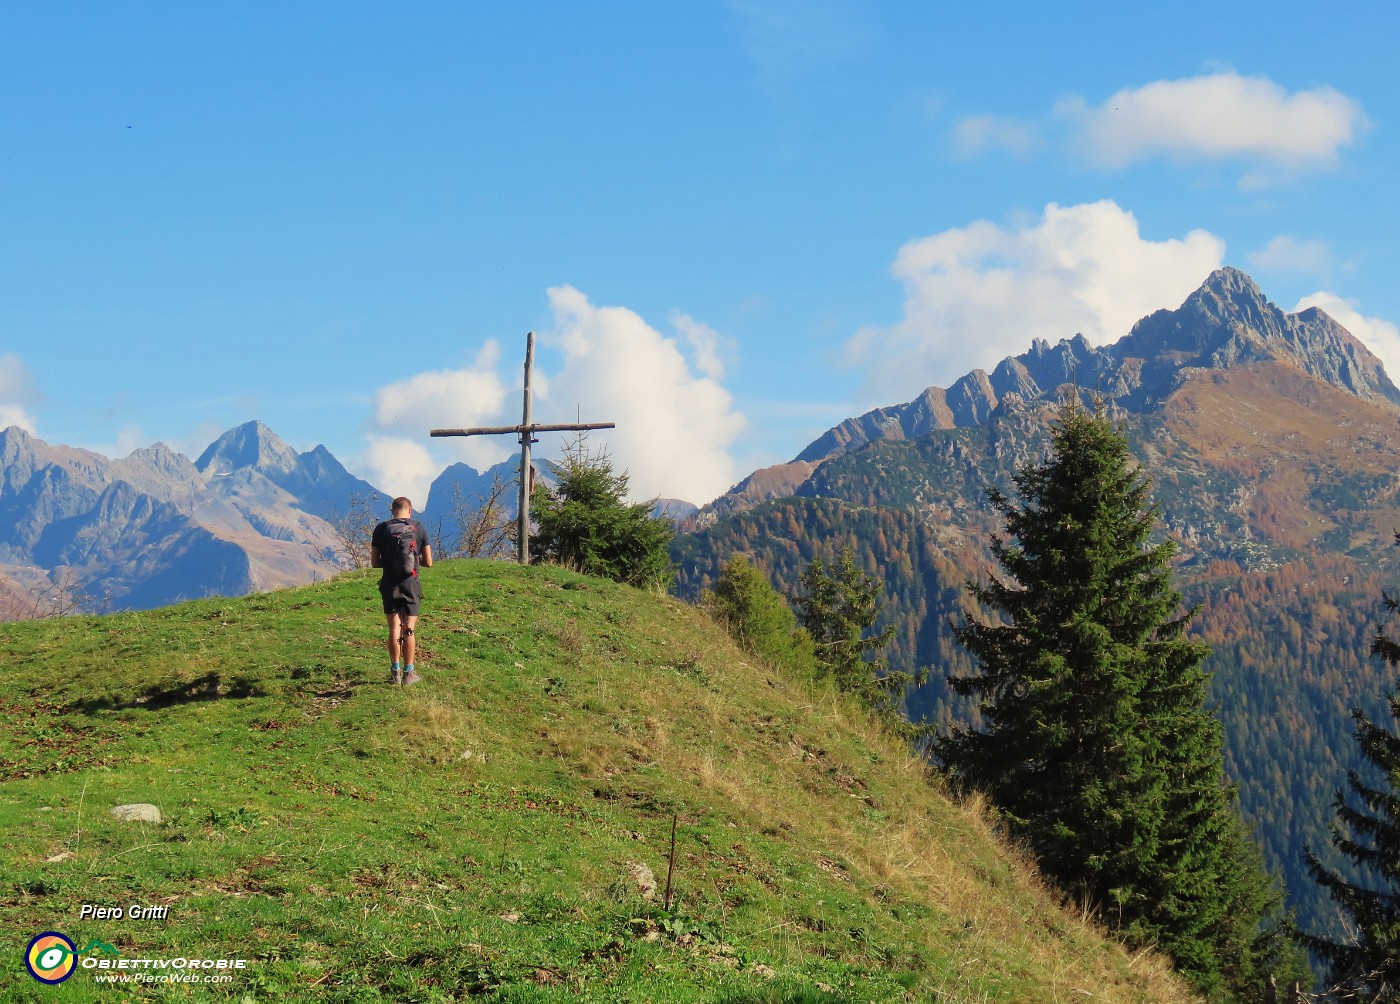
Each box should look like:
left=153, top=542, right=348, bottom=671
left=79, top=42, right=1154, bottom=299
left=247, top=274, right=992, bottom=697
left=626, top=861, right=657, bottom=901
left=110, top=803, right=162, bottom=824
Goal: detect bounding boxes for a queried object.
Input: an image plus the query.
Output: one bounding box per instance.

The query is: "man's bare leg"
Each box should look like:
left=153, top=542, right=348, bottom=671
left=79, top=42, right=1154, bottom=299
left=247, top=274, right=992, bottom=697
left=401, top=614, right=420, bottom=684
left=400, top=615, right=418, bottom=666
left=386, top=614, right=404, bottom=683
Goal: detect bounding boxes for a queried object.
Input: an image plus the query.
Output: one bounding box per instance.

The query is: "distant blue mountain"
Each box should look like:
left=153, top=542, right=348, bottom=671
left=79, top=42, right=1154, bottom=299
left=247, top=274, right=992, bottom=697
left=0, top=421, right=390, bottom=615
left=423, top=457, right=522, bottom=518
left=196, top=420, right=390, bottom=518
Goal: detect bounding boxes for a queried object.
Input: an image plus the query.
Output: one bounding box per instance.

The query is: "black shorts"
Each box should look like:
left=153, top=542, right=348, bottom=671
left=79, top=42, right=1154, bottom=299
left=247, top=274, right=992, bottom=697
left=379, top=575, right=423, bottom=617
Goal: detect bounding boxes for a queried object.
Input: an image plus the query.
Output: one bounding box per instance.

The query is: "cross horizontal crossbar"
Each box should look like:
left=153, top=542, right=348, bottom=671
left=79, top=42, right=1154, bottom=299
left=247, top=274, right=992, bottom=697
left=430, top=422, right=616, bottom=438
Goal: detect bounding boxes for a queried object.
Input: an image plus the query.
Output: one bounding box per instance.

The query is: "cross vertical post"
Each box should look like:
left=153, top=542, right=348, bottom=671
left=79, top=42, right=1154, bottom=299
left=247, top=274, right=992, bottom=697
left=517, top=331, right=534, bottom=565
left=430, top=332, right=616, bottom=565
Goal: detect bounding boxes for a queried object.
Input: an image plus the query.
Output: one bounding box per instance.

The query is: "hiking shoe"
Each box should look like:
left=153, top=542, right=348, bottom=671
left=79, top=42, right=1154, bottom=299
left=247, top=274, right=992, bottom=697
left=402, top=669, right=423, bottom=686
left=389, top=668, right=403, bottom=686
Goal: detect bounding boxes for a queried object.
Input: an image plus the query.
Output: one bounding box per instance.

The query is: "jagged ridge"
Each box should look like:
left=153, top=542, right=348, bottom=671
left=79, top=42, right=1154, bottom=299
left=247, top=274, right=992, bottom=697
left=794, top=267, right=1400, bottom=465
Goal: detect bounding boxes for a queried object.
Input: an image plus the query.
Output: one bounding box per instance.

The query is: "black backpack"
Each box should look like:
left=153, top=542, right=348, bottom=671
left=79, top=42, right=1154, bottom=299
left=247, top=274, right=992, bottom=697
left=382, top=519, right=419, bottom=579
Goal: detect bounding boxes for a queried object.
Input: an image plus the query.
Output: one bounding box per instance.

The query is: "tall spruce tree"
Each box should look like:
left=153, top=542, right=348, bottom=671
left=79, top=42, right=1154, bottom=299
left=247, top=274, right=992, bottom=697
left=935, top=401, right=1302, bottom=999
left=1304, top=593, right=1400, bottom=1000
left=792, top=547, right=928, bottom=738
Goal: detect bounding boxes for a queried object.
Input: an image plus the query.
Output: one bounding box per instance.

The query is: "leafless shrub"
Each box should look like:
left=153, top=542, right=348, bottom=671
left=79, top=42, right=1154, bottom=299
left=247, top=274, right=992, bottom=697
left=328, top=493, right=381, bottom=570
left=0, top=568, right=96, bottom=622
left=440, top=476, right=516, bottom=560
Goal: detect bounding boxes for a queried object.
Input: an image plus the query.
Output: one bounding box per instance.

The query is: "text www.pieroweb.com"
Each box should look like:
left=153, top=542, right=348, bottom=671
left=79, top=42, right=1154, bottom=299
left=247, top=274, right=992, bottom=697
left=92, top=970, right=236, bottom=985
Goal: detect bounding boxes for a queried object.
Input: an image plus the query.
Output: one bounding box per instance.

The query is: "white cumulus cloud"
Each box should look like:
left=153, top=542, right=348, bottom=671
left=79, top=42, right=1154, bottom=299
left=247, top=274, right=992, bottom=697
left=369, top=341, right=511, bottom=476
left=361, top=435, right=443, bottom=507
left=846, top=201, right=1225, bottom=402
left=0, top=404, right=35, bottom=435
left=0, top=353, right=41, bottom=435
left=671, top=311, right=732, bottom=380
left=1058, top=72, right=1367, bottom=174
left=358, top=297, right=745, bottom=507
left=541, top=286, right=746, bottom=505
left=1294, top=292, right=1400, bottom=385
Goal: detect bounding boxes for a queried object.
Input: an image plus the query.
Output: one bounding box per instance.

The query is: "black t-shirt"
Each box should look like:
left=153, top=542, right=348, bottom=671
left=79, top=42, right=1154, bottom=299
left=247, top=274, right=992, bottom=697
left=372, top=518, right=429, bottom=584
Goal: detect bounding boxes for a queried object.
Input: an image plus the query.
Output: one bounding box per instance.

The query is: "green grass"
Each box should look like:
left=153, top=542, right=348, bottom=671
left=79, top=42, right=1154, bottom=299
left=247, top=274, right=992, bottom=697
left=0, top=561, right=1194, bottom=1002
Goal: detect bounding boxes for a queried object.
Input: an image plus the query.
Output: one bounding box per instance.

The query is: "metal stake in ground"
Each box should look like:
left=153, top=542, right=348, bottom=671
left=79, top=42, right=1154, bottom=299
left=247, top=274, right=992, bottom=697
left=430, top=331, right=616, bottom=565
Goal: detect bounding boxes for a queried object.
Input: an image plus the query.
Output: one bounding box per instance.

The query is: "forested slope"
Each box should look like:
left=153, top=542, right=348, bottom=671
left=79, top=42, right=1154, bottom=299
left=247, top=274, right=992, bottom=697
left=674, top=373, right=1400, bottom=943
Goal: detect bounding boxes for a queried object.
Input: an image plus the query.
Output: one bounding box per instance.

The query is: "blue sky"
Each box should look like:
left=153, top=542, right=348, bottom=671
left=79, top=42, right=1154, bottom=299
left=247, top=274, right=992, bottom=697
left=3, top=1, right=1397, bottom=505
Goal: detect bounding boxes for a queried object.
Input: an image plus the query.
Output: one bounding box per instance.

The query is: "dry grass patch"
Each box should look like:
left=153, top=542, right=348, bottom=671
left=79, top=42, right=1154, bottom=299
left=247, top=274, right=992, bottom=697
left=395, top=694, right=492, bottom=766
left=602, top=626, right=1200, bottom=1002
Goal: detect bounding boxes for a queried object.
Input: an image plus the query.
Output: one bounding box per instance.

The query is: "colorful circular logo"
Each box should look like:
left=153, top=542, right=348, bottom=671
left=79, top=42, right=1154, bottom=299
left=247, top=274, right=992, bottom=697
left=25, top=931, right=77, bottom=984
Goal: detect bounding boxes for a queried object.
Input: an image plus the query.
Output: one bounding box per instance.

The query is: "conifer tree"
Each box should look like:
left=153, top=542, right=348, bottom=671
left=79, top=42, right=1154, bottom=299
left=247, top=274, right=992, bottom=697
left=793, top=548, right=892, bottom=697
left=703, top=554, right=815, bottom=674
left=530, top=434, right=674, bottom=590
left=1304, top=593, right=1400, bottom=1000
left=793, top=546, right=928, bottom=739
left=936, top=401, right=1301, bottom=998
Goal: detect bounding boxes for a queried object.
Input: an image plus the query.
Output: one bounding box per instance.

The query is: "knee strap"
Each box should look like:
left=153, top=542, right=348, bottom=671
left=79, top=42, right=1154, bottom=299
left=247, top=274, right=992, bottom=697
left=404, top=628, right=414, bottom=637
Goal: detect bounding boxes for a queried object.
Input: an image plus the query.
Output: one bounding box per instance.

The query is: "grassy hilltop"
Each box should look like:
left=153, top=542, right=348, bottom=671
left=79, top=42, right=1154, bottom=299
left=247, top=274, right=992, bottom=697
left=1, top=561, right=1194, bottom=1002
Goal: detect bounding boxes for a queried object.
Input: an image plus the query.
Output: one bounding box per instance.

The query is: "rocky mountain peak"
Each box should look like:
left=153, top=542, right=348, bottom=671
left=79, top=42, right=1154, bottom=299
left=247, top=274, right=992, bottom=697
left=0, top=426, right=41, bottom=495
left=1200, top=264, right=1265, bottom=301
left=1119, top=266, right=1278, bottom=361
left=124, top=442, right=192, bottom=475
left=780, top=268, right=1400, bottom=473
left=0, top=424, right=36, bottom=462
left=1122, top=267, right=1400, bottom=405
left=195, top=421, right=300, bottom=477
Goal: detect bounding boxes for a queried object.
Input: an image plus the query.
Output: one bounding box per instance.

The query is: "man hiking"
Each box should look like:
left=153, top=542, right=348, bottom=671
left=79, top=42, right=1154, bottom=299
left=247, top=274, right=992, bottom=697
left=370, top=497, right=432, bottom=685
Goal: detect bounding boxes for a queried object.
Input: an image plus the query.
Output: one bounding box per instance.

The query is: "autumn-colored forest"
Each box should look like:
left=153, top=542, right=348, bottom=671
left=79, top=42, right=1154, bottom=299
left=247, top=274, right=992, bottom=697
left=673, top=394, right=1400, bottom=944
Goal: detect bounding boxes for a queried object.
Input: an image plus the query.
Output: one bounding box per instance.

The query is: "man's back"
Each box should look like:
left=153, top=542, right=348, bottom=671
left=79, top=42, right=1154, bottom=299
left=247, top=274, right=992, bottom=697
left=374, top=517, right=426, bottom=582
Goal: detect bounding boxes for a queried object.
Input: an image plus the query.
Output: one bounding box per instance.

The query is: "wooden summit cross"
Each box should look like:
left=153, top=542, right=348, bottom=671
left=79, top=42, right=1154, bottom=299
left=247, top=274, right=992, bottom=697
left=430, top=331, right=615, bottom=565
